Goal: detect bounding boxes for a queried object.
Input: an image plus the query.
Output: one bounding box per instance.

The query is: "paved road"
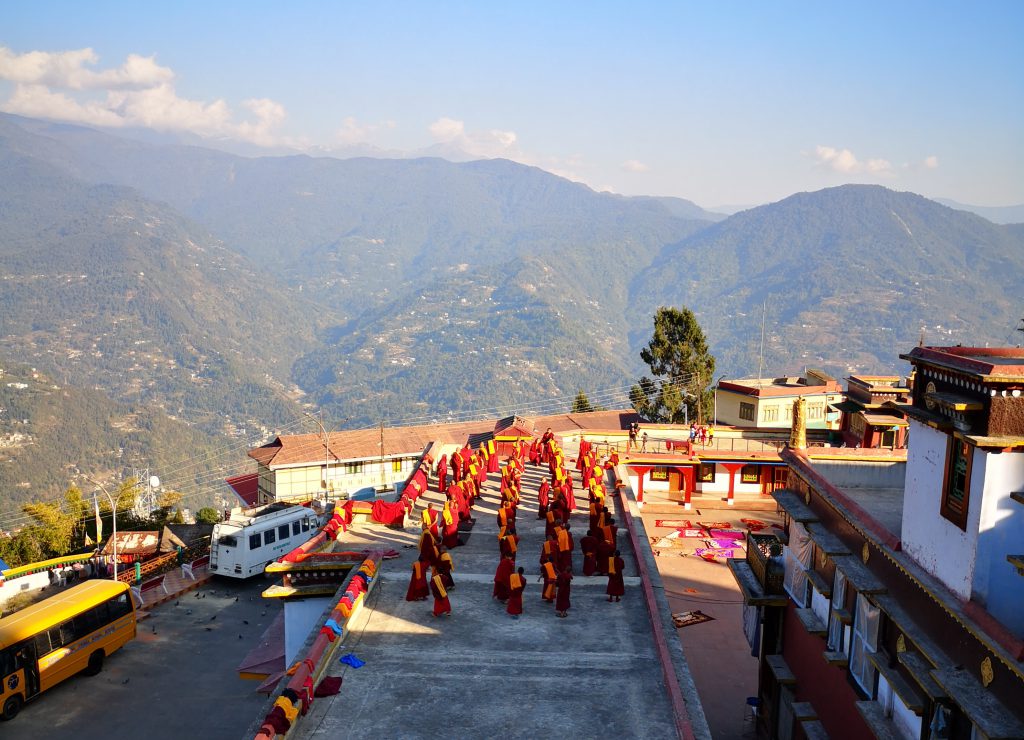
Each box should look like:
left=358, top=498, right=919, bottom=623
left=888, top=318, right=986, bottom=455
left=5, top=576, right=280, bottom=740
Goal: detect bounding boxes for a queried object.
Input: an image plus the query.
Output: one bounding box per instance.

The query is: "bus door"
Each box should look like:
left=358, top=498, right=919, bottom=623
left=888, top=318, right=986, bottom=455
left=0, top=641, right=40, bottom=705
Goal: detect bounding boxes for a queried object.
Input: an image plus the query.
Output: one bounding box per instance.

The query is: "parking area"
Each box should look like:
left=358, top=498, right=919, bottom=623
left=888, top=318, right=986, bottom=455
left=5, top=576, right=280, bottom=740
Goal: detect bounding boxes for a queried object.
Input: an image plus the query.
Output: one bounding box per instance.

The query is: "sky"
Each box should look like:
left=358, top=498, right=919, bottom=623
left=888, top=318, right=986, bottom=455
left=1, top=1, right=1022, bottom=208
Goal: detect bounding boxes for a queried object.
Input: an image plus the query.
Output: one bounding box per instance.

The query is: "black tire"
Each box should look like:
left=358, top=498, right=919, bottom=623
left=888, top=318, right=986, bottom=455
left=82, top=650, right=105, bottom=676
left=1, top=695, right=22, bottom=721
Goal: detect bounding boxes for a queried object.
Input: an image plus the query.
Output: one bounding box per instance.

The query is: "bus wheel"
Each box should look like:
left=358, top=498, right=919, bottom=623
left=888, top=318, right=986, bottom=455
left=1, top=695, right=22, bottom=721
left=83, top=650, right=105, bottom=676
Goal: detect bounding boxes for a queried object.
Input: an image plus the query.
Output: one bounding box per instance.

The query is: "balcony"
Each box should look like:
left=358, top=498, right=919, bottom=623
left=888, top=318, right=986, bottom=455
left=728, top=531, right=788, bottom=607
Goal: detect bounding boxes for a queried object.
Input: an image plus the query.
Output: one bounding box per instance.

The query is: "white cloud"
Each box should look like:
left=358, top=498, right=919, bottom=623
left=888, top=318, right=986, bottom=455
left=621, top=159, right=649, bottom=173
left=813, top=145, right=893, bottom=175
left=426, top=117, right=519, bottom=158
left=428, top=117, right=466, bottom=143
left=0, top=46, right=288, bottom=146
left=924, top=155, right=939, bottom=169
left=0, top=46, right=173, bottom=90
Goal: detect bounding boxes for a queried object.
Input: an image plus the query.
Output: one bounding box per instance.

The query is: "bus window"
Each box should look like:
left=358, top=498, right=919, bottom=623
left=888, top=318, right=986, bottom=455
left=264, top=529, right=276, bottom=545
left=109, top=593, right=132, bottom=620
left=249, top=532, right=262, bottom=549
left=301, top=519, right=310, bottom=532
left=278, top=524, right=289, bottom=540
left=0, top=647, right=14, bottom=676
left=292, top=521, right=301, bottom=536
left=33, top=633, right=51, bottom=657
left=219, top=535, right=238, bottom=548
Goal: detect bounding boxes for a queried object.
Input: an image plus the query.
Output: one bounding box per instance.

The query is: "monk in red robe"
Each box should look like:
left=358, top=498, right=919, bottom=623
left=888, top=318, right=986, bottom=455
left=507, top=567, right=526, bottom=617
left=418, top=530, right=439, bottom=565
left=487, top=440, right=499, bottom=473
left=405, top=557, right=429, bottom=601
left=539, top=558, right=557, bottom=603
left=606, top=550, right=625, bottom=602
left=436, top=455, right=448, bottom=493
left=451, top=451, right=463, bottom=483
left=557, top=523, right=574, bottom=573
left=493, top=554, right=514, bottom=601
left=555, top=568, right=573, bottom=617
left=435, top=550, right=455, bottom=590
left=581, top=529, right=599, bottom=576
left=430, top=573, right=451, bottom=616
left=537, top=479, right=550, bottom=519
left=499, top=532, right=518, bottom=559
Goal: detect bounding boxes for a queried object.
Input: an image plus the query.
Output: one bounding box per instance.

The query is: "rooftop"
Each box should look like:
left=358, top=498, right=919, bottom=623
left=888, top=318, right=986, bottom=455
left=257, top=445, right=709, bottom=739
left=901, top=345, right=1024, bottom=382
left=719, top=371, right=842, bottom=397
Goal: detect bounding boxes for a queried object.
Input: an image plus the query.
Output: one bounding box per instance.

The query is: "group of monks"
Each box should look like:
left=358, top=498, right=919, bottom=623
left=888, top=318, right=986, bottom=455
left=406, top=431, right=626, bottom=621
left=405, top=441, right=500, bottom=617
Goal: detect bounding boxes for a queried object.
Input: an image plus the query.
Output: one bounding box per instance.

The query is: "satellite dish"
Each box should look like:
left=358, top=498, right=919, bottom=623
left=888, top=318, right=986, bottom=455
left=149, top=475, right=161, bottom=489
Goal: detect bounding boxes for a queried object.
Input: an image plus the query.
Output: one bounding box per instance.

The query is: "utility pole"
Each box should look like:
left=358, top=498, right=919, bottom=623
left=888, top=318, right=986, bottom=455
left=87, top=477, right=119, bottom=581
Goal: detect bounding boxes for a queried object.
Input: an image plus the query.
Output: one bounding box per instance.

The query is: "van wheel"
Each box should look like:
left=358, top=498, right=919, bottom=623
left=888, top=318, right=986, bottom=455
left=1, top=695, right=22, bottom=721
left=83, top=650, right=105, bottom=676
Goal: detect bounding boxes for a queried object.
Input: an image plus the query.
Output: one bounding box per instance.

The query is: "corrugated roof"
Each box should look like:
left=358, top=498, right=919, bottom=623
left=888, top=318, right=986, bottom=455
left=249, top=419, right=495, bottom=468
left=248, top=411, right=638, bottom=469
left=226, top=473, right=260, bottom=507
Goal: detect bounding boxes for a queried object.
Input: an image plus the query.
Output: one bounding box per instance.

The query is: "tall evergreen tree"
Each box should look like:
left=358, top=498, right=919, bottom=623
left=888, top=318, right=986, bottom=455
left=631, top=306, right=716, bottom=424
left=571, top=390, right=595, bottom=413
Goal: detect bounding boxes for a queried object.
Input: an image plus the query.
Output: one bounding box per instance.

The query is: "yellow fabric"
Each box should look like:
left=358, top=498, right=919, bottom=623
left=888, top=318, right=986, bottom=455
left=509, top=573, right=522, bottom=589
left=488, top=439, right=496, bottom=455
left=608, top=557, right=617, bottom=575
left=442, top=503, right=453, bottom=526
left=441, top=553, right=454, bottom=571
left=274, top=696, right=299, bottom=723
left=557, top=529, right=569, bottom=552
left=433, top=575, right=447, bottom=598
left=413, top=561, right=422, bottom=578
left=505, top=536, right=517, bottom=553
left=543, top=562, right=556, bottom=580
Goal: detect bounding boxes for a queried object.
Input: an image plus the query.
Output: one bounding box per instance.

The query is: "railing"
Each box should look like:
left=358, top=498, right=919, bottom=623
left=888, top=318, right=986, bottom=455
left=746, top=531, right=785, bottom=595
left=116, top=536, right=211, bottom=584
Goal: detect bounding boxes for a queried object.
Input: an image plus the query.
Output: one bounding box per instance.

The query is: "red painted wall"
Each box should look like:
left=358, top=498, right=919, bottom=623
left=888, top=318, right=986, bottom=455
left=781, top=602, right=871, bottom=740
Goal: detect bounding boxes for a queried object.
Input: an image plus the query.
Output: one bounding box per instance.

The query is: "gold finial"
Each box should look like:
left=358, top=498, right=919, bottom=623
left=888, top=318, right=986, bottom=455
left=790, top=397, right=807, bottom=450
left=981, top=657, right=994, bottom=687
left=862, top=542, right=870, bottom=564
left=896, top=634, right=906, bottom=653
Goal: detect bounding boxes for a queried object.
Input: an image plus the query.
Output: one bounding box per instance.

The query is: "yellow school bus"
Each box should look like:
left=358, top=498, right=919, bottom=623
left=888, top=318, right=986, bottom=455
left=0, top=579, right=136, bottom=720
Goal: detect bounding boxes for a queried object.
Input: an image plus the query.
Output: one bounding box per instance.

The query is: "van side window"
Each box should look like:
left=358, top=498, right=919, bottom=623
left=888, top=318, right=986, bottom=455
left=264, top=529, right=276, bottom=544
left=301, top=519, right=311, bottom=532
left=278, top=524, right=289, bottom=540
left=249, top=532, right=262, bottom=549
left=292, top=521, right=301, bottom=536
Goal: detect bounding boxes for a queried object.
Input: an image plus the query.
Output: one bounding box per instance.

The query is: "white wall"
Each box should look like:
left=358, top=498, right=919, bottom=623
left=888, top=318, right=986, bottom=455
left=900, top=420, right=981, bottom=599
left=284, top=596, right=333, bottom=664
left=971, top=450, right=1024, bottom=637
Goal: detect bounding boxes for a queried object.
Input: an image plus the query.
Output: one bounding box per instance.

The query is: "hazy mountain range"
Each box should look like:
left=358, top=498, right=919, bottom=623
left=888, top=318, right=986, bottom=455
left=0, top=112, right=1021, bottom=510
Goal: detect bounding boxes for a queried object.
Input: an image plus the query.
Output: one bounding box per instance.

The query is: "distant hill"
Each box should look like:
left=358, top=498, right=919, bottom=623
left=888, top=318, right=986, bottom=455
left=935, top=198, right=1024, bottom=225
left=0, top=130, right=321, bottom=439
left=629, top=185, right=1024, bottom=376
left=0, top=359, right=228, bottom=518
left=0, top=113, right=1021, bottom=453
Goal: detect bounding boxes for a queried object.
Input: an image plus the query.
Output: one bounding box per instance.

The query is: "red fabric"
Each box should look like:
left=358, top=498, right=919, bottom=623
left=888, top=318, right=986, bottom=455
left=371, top=499, right=406, bottom=526
left=436, top=456, right=448, bottom=493
left=314, top=676, right=343, bottom=697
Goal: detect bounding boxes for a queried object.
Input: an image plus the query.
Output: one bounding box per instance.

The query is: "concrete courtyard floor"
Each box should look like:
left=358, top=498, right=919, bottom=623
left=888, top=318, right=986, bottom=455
left=297, top=462, right=685, bottom=739
left=639, top=496, right=783, bottom=739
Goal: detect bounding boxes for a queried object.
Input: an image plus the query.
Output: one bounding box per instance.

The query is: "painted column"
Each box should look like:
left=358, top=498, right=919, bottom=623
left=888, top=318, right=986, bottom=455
left=631, top=466, right=651, bottom=505
left=722, top=462, right=745, bottom=506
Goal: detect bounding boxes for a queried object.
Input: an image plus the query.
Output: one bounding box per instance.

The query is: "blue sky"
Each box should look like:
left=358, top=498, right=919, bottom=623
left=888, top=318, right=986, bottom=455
left=1, top=1, right=1022, bottom=207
